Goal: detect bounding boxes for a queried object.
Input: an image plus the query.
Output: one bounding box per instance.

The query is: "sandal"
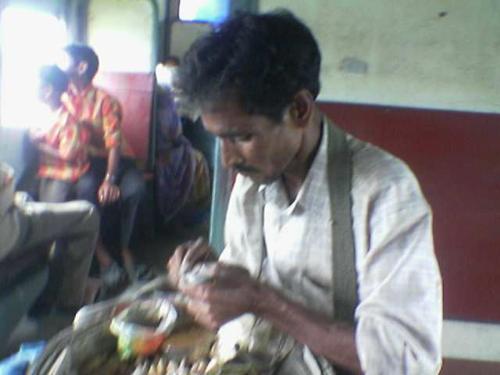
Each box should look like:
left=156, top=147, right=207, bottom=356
left=96, top=262, right=129, bottom=301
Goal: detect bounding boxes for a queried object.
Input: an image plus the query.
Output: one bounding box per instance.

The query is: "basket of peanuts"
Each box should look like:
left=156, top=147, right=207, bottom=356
left=27, top=275, right=287, bottom=375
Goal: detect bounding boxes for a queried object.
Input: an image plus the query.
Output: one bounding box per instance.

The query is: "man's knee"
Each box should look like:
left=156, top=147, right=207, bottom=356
left=120, top=169, right=146, bottom=201
left=76, top=173, right=99, bottom=204
left=77, top=200, right=100, bottom=232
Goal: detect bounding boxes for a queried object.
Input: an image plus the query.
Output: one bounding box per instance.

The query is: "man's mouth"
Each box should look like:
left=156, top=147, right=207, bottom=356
left=234, top=165, right=258, bottom=175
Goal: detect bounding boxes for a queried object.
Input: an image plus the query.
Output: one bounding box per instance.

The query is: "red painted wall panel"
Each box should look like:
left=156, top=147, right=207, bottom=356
left=94, top=72, right=154, bottom=166
left=319, top=102, right=500, bottom=322
left=441, top=358, right=500, bottom=375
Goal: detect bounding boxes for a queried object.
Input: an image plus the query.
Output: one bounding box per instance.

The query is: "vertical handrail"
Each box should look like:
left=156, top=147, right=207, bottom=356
left=208, top=140, right=233, bottom=255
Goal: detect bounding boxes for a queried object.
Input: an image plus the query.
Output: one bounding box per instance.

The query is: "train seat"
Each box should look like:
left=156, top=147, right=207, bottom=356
left=93, top=71, right=155, bottom=169
left=0, top=127, right=50, bottom=350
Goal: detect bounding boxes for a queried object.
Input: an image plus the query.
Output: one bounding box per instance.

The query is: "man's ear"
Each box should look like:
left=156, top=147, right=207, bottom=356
left=77, top=61, right=88, bottom=76
left=290, top=89, right=314, bottom=127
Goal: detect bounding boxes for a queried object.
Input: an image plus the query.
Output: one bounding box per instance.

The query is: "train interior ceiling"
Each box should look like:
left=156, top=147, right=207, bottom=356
left=0, top=0, right=500, bottom=374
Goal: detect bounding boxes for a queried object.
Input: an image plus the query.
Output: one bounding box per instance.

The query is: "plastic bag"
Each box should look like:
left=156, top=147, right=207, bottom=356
left=0, top=341, right=46, bottom=375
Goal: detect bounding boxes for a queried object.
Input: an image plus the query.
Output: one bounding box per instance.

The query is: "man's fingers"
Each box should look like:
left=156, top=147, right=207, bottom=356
left=110, top=187, right=120, bottom=203
left=167, top=238, right=214, bottom=289
left=109, top=187, right=119, bottom=202
left=183, top=237, right=211, bottom=268
left=98, top=186, right=109, bottom=204
left=212, top=263, right=250, bottom=281
left=170, top=245, right=186, bottom=262
left=109, top=193, right=119, bottom=203
left=166, top=244, right=192, bottom=287
left=98, top=183, right=120, bottom=205
left=98, top=190, right=107, bottom=204
left=186, top=299, right=218, bottom=330
left=167, top=244, right=188, bottom=270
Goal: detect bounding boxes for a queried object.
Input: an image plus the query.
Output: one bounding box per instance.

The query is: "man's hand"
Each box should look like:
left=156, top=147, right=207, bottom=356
left=98, top=180, right=120, bottom=204
left=180, top=264, right=261, bottom=330
left=166, top=237, right=215, bottom=288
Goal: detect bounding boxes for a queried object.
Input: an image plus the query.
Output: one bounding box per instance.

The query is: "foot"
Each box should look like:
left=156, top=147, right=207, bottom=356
left=98, top=262, right=129, bottom=301
left=122, top=248, right=137, bottom=282
left=134, top=264, right=156, bottom=281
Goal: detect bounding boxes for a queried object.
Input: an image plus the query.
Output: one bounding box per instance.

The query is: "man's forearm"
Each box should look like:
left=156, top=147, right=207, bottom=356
left=105, top=147, right=120, bottom=182
left=253, top=285, right=363, bottom=374
left=38, top=144, right=63, bottom=159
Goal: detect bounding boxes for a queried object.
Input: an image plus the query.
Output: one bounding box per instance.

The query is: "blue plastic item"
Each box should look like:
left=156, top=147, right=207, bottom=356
left=0, top=341, right=46, bottom=375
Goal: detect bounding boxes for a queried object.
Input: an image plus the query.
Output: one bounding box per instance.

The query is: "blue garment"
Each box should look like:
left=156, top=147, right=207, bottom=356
left=155, top=87, right=196, bottom=221
left=0, top=341, right=45, bottom=375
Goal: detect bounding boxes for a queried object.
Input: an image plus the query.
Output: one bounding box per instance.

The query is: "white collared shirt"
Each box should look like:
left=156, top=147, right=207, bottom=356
left=220, top=120, right=442, bottom=374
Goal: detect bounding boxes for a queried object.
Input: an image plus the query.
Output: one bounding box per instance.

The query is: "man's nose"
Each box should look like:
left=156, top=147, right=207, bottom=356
left=220, top=139, right=241, bottom=169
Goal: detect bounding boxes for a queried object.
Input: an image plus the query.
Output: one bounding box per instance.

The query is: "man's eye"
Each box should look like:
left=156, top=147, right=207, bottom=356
left=234, top=134, right=252, bottom=142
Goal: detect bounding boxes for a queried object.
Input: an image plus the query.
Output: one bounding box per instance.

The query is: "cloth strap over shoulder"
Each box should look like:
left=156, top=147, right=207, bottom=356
left=276, top=121, right=358, bottom=375
left=326, top=120, right=358, bottom=324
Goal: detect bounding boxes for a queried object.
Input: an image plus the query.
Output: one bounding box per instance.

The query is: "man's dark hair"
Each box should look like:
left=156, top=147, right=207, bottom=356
left=178, top=10, right=321, bottom=122
left=64, top=44, right=99, bottom=82
left=39, top=65, right=68, bottom=94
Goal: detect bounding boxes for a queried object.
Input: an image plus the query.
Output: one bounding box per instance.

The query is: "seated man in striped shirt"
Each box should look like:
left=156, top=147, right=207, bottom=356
left=59, top=45, right=146, bottom=287
left=32, top=64, right=131, bottom=296
left=31, top=65, right=91, bottom=202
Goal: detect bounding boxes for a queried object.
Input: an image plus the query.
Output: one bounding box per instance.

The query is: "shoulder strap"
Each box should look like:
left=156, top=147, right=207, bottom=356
left=326, top=120, right=358, bottom=324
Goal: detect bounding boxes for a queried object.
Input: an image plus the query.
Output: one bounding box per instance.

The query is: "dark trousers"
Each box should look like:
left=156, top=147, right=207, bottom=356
left=76, top=157, right=145, bottom=251
left=39, top=175, right=94, bottom=203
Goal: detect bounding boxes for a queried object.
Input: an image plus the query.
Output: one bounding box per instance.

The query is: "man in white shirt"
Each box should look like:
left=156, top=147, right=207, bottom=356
left=168, top=10, right=442, bottom=375
left=0, top=162, right=98, bottom=311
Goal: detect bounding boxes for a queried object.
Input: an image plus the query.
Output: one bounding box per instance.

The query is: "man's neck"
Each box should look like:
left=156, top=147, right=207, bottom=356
left=49, top=100, right=62, bottom=112
left=70, top=80, right=92, bottom=95
left=282, top=109, right=323, bottom=202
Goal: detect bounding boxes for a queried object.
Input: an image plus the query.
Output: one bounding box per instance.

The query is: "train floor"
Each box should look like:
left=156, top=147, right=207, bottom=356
left=1, top=219, right=209, bottom=359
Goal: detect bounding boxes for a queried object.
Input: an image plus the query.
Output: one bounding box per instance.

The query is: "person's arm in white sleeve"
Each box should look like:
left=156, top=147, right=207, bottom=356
left=353, top=155, right=442, bottom=375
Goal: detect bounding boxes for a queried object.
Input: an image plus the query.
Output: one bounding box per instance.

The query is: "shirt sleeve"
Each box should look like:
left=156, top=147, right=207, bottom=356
left=352, top=149, right=442, bottom=375
left=101, top=95, right=122, bottom=150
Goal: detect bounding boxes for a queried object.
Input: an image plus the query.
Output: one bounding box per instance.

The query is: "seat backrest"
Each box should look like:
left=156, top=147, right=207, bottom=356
left=93, top=72, right=155, bottom=169
left=0, top=127, right=38, bottom=193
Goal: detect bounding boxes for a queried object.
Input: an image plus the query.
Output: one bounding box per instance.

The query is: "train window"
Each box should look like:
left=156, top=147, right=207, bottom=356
left=179, top=0, right=230, bottom=23
left=0, top=6, right=67, bottom=129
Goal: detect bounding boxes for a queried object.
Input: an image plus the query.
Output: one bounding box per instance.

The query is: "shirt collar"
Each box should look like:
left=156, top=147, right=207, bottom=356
left=262, top=119, right=328, bottom=213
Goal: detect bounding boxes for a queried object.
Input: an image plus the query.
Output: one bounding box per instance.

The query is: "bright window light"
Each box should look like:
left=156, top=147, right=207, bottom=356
left=0, top=6, right=68, bottom=129
left=179, top=0, right=229, bottom=23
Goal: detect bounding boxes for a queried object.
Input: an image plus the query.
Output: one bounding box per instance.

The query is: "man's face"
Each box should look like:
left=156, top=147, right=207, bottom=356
left=201, top=101, right=304, bottom=185
left=58, top=52, right=79, bottom=82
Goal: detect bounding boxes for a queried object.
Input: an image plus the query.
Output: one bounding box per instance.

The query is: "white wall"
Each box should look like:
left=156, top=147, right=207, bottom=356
left=169, top=21, right=212, bottom=58
left=87, top=0, right=155, bottom=72
left=260, top=0, right=500, bottom=113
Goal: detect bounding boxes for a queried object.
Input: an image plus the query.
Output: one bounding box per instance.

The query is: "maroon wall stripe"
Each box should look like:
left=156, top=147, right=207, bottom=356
left=319, top=102, right=500, bottom=322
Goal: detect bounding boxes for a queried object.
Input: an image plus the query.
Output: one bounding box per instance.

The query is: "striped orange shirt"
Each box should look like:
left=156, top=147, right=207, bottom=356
left=63, top=84, right=123, bottom=158
left=38, top=107, right=90, bottom=182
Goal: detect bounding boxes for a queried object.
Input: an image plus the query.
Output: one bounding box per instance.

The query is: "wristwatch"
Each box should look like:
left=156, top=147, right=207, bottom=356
left=104, top=173, right=116, bottom=184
